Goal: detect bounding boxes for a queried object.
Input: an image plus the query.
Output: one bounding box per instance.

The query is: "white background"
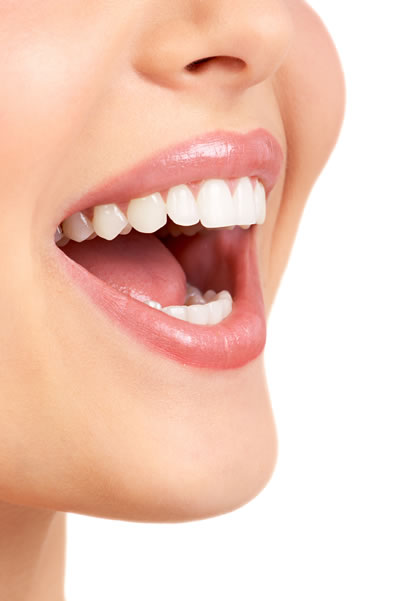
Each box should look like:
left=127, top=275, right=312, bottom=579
left=66, top=2, right=400, bottom=599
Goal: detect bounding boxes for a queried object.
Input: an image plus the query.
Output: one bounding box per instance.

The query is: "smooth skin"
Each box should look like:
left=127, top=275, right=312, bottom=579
left=0, top=1, right=344, bottom=598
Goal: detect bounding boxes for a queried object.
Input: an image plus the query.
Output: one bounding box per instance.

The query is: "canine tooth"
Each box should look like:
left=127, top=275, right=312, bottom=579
left=167, top=185, right=199, bottom=226
left=254, top=180, right=266, bottom=224
left=120, top=224, right=132, bottom=235
left=62, top=211, right=94, bottom=242
left=127, top=193, right=167, bottom=234
left=233, top=177, right=257, bottom=225
left=197, top=179, right=235, bottom=228
left=163, top=305, right=188, bottom=321
left=92, top=204, right=128, bottom=240
left=203, top=289, right=216, bottom=302
left=207, top=300, right=223, bottom=325
left=187, top=304, right=209, bottom=325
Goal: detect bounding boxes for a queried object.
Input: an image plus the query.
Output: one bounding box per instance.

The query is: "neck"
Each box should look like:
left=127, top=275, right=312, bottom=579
left=0, top=501, right=66, bottom=601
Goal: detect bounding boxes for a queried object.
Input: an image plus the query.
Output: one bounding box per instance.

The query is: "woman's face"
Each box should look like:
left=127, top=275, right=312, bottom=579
left=0, top=0, right=344, bottom=521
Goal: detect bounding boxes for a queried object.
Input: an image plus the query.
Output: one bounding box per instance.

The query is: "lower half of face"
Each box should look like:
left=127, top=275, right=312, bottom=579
left=0, top=0, right=344, bottom=521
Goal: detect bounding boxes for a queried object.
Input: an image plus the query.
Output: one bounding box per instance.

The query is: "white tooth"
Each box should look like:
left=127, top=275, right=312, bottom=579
left=254, top=180, right=266, bottom=224
left=197, top=179, right=235, bottom=228
left=127, top=193, right=167, bottom=234
left=215, top=291, right=233, bottom=319
left=167, top=185, right=199, bottom=226
left=121, top=224, right=132, bottom=235
left=62, top=212, right=94, bottom=242
left=233, top=177, right=256, bottom=226
left=187, top=304, right=209, bottom=325
left=216, top=290, right=233, bottom=302
left=145, top=300, right=162, bottom=310
left=92, top=204, right=128, bottom=241
left=207, top=300, right=224, bottom=325
left=163, top=305, right=188, bottom=321
left=220, top=299, right=232, bottom=319
left=203, top=289, right=216, bottom=302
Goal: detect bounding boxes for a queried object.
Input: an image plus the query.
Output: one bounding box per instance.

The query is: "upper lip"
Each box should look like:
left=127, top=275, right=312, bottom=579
left=58, top=128, right=284, bottom=224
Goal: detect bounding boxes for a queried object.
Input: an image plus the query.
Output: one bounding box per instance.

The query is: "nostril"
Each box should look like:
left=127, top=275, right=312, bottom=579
left=185, top=57, right=216, bottom=71
left=185, top=56, right=245, bottom=74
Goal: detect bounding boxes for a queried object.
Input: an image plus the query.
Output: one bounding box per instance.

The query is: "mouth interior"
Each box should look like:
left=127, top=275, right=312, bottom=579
left=61, top=221, right=239, bottom=308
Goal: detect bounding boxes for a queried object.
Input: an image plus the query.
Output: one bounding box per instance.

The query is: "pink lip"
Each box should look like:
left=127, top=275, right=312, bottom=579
left=56, top=129, right=284, bottom=369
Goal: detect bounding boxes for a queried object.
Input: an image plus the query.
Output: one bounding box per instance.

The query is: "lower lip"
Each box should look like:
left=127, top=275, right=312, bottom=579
left=57, top=227, right=266, bottom=370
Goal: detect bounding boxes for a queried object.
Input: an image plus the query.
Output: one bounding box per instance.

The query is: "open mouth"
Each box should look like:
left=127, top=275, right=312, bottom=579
left=54, top=130, right=283, bottom=369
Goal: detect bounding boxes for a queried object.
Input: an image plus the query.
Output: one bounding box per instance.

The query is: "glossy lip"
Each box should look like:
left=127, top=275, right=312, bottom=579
left=55, top=129, right=284, bottom=369
left=58, top=128, right=283, bottom=222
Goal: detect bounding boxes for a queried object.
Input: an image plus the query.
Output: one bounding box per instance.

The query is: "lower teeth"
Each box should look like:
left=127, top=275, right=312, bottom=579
left=144, top=285, right=233, bottom=326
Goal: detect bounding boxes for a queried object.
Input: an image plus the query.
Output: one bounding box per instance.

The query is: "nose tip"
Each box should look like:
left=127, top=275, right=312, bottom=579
left=132, top=1, right=293, bottom=92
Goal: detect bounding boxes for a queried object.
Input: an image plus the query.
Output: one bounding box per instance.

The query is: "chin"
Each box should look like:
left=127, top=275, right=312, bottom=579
left=5, top=357, right=277, bottom=523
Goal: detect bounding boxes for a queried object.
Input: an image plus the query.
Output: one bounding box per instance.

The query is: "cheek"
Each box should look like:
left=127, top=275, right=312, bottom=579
left=0, top=51, right=88, bottom=192
left=265, top=1, right=345, bottom=303
left=0, top=16, right=117, bottom=206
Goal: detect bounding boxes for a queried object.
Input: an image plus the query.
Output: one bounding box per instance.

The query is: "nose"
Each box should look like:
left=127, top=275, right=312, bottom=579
left=132, top=0, right=293, bottom=93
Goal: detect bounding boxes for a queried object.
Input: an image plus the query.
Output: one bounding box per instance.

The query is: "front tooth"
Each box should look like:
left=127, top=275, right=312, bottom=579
left=233, top=177, right=257, bottom=225
left=207, top=300, right=223, bottom=325
left=187, top=304, right=209, bottom=325
left=215, top=291, right=233, bottom=319
left=197, top=179, right=235, bottom=228
left=254, top=180, right=266, bottom=224
left=167, top=185, right=199, bottom=226
left=163, top=305, right=188, bottom=321
left=92, top=204, right=128, bottom=240
left=62, top=211, right=94, bottom=242
left=127, top=193, right=167, bottom=234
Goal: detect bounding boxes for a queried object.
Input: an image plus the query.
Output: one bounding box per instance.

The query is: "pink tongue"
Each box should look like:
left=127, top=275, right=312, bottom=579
left=63, top=231, right=187, bottom=307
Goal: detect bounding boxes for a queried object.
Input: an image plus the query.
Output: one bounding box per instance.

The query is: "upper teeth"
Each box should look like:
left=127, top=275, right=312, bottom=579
left=59, top=176, right=267, bottom=243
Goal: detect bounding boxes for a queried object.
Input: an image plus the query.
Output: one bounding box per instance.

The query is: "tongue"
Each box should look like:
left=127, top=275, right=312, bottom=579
left=63, top=231, right=187, bottom=307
